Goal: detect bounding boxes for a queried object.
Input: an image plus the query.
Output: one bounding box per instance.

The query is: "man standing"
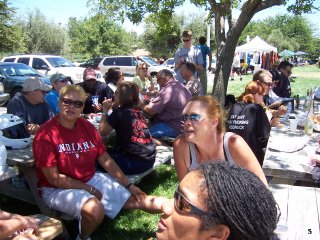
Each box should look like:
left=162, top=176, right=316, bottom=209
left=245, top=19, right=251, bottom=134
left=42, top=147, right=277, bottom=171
left=144, top=69, right=191, bottom=139
left=273, top=61, right=293, bottom=98
left=197, top=36, right=212, bottom=95
left=174, top=30, right=204, bottom=83
left=7, top=77, right=53, bottom=135
left=76, top=67, right=113, bottom=116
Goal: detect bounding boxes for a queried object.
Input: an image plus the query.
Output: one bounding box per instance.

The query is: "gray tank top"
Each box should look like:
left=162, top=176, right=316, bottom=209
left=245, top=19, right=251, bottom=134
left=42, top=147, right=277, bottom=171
left=189, top=132, right=235, bottom=171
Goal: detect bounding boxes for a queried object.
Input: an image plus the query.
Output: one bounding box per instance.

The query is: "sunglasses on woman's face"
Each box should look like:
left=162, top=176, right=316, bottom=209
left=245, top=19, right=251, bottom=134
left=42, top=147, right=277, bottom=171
left=60, top=98, right=84, bottom=108
left=174, top=186, right=206, bottom=216
left=182, top=113, right=204, bottom=122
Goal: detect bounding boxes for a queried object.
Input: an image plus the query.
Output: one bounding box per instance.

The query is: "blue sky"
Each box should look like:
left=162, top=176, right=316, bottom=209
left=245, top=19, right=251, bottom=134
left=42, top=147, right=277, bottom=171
left=10, top=0, right=320, bottom=35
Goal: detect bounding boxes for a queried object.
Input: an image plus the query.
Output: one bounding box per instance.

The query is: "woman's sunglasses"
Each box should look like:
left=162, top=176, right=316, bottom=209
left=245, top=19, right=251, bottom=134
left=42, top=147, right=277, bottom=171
left=60, top=98, right=84, bottom=108
left=174, top=186, right=206, bottom=216
left=182, top=113, right=204, bottom=122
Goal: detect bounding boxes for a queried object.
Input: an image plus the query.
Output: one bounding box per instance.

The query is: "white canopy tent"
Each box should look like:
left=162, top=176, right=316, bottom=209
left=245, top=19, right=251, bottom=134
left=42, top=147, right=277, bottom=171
left=236, top=36, right=277, bottom=52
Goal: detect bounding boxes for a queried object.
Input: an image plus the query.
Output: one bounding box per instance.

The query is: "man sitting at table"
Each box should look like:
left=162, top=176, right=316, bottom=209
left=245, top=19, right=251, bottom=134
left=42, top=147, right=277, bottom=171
left=7, top=77, right=53, bottom=135
left=143, top=69, right=191, bottom=140
left=76, top=67, right=113, bottom=118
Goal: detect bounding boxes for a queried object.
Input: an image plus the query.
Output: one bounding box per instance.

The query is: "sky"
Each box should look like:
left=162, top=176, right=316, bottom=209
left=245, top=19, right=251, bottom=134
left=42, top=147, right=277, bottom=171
left=10, top=0, right=320, bottom=36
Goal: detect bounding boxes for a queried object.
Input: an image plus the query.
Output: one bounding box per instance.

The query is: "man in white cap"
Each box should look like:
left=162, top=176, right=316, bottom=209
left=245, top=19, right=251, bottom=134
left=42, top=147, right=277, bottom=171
left=7, top=77, right=53, bottom=135
left=45, top=73, right=70, bottom=114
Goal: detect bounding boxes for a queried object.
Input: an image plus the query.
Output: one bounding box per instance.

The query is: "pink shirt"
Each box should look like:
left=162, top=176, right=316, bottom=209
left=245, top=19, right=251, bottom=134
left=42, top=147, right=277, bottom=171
left=148, top=79, right=191, bottom=133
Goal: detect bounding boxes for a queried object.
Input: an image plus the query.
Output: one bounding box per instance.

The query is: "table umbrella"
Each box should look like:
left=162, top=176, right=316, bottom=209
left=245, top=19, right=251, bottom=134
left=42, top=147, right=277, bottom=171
left=278, top=49, right=295, bottom=57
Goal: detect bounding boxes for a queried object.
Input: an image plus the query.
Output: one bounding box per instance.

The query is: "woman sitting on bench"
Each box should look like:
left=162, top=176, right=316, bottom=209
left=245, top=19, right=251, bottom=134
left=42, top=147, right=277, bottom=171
left=99, top=81, right=156, bottom=175
left=173, top=96, right=267, bottom=186
left=33, top=85, right=166, bottom=240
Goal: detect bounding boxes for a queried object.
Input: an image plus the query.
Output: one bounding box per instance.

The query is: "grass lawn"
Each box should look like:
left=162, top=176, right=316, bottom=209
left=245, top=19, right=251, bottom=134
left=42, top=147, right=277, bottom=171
left=208, top=65, right=320, bottom=98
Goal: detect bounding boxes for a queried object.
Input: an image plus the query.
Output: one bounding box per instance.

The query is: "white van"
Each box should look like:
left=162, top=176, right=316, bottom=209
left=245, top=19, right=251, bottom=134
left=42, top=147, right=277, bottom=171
left=98, top=56, right=175, bottom=79
left=1, top=54, right=102, bottom=84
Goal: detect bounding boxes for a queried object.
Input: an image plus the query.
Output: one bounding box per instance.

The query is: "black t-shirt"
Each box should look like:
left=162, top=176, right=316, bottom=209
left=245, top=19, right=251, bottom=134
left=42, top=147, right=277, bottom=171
left=227, top=102, right=270, bottom=165
left=76, top=81, right=114, bottom=114
left=272, top=74, right=291, bottom=98
left=107, top=107, right=156, bottom=162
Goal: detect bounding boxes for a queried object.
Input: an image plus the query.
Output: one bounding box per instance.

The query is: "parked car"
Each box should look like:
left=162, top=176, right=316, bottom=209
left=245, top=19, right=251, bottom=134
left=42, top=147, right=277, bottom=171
left=1, top=54, right=102, bottom=83
left=162, top=58, right=174, bottom=69
left=0, top=82, right=10, bottom=106
left=0, top=62, right=51, bottom=105
left=98, top=55, right=174, bottom=80
left=79, top=57, right=103, bottom=69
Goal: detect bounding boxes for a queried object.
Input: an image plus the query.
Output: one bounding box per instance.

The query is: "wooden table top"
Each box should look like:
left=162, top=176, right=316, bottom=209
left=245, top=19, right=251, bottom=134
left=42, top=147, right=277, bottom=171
left=270, top=184, right=320, bottom=239
left=263, top=123, right=319, bottom=182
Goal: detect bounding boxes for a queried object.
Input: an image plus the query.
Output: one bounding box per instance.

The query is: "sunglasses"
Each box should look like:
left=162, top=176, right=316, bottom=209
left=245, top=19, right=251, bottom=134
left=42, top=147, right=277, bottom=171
left=174, top=186, right=206, bottom=216
left=57, top=79, right=69, bottom=83
left=140, top=68, right=148, bottom=70
left=86, top=79, right=96, bottom=82
left=60, top=98, right=84, bottom=108
left=182, top=39, right=191, bottom=42
left=182, top=113, right=204, bottom=122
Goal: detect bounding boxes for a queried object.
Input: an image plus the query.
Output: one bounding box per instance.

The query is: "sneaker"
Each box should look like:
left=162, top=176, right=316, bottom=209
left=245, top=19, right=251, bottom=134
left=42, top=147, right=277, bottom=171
left=230, top=78, right=234, bottom=81
left=240, top=77, right=243, bottom=81
left=11, top=176, right=27, bottom=189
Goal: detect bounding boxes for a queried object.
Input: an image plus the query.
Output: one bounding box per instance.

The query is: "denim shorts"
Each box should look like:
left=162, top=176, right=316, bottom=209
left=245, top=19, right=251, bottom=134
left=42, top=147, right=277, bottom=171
left=149, top=122, right=179, bottom=138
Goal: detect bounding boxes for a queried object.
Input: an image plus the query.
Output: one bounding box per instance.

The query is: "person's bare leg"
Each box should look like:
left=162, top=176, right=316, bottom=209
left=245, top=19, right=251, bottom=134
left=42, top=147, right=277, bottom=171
left=123, top=195, right=168, bottom=213
left=79, top=198, right=105, bottom=240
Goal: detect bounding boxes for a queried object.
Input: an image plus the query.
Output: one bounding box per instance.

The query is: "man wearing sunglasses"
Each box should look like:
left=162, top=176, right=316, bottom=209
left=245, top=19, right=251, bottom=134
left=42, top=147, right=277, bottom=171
left=273, top=60, right=293, bottom=98
left=7, top=77, right=53, bottom=135
left=174, top=30, right=204, bottom=83
left=45, top=73, right=71, bottom=115
left=76, top=67, right=113, bottom=117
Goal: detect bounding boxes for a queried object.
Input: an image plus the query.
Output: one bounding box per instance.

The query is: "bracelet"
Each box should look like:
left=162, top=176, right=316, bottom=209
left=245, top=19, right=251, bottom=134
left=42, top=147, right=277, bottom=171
left=125, top=183, right=133, bottom=189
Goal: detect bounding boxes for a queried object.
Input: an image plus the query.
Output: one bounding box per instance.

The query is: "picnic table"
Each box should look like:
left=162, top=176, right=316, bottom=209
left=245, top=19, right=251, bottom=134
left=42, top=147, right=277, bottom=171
left=270, top=184, right=320, bottom=239
left=263, top=117, right=319, bottom=185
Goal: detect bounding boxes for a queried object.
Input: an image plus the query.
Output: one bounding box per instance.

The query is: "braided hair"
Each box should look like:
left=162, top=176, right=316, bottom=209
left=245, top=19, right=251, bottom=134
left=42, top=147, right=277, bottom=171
left=197, top=161, right=279, bottom=240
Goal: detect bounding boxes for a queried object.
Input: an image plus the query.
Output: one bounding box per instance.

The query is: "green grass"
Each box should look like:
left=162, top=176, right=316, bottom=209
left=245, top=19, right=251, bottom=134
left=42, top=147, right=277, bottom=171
left=0, top=165, right=177, bottom=240
left=208, top=65, right=320, bottom=98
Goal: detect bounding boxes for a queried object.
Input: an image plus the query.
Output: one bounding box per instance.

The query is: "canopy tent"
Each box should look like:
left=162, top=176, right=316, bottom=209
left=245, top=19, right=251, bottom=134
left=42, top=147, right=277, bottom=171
left=236, top=36, right=277, bottom=52
left=278, top=49, right=295, bottom=58
left=295, top=51, right=308, bottom=56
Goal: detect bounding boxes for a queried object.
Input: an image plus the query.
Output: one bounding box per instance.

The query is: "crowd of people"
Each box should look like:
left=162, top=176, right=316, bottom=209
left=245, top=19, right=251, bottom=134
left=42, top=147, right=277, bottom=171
left=1, top=30, right=286, bottom=240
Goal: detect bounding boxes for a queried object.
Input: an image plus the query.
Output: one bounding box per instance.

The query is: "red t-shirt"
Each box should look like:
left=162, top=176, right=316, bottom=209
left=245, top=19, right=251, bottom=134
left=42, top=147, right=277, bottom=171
left=33, top=116, right=106, bottom=188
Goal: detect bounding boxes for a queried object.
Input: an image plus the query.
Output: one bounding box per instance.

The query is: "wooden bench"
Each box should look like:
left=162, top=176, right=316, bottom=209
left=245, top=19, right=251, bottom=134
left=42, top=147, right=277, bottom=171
left=127, top=146, right=173, bottom=183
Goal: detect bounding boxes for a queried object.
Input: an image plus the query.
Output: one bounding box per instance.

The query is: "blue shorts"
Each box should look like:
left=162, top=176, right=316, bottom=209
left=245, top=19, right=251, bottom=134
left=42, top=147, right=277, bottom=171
left=149, top=122, right=179, bottom=138
left=104, top=148, right=154, bottom=175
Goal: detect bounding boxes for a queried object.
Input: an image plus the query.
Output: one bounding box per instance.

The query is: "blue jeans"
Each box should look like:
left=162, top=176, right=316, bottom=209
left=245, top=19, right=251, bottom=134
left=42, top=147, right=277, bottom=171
left=149, top=122, right=179, bottom=138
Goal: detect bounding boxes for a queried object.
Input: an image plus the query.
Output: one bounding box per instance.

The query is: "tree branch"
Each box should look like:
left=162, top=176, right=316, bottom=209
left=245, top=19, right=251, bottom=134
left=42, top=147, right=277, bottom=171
left=255, top=0, right=285, bottom=13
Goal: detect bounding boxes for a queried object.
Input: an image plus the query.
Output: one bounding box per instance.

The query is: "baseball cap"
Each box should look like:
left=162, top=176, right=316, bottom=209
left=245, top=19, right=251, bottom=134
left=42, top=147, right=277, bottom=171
left=22, top=77, right=51, bottom=92
left=83, top=67, right=97, bottom=81
left=50, top=73, right=71, bottom=85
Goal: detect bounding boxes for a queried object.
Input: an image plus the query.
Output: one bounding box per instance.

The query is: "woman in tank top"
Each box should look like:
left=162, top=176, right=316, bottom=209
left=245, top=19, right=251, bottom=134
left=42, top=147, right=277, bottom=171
left=173, top=96, right=267, bottom=186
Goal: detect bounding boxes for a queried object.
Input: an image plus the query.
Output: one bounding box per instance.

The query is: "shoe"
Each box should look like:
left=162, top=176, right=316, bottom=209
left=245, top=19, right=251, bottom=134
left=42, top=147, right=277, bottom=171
left=240, top=78, right=243, bottom=81
left=230, top=78, right=234, bottom=81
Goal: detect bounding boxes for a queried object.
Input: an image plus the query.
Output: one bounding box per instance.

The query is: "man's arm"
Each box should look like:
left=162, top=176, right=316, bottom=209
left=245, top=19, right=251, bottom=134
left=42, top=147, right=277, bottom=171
left=208, top=52, right=213, bottom=71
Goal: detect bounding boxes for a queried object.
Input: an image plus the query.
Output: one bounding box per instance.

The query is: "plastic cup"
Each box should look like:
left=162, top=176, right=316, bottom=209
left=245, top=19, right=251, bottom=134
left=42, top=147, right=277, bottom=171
left=289, top=118, right=297, bottom=132
left=95, top=113, right=102, bottom=123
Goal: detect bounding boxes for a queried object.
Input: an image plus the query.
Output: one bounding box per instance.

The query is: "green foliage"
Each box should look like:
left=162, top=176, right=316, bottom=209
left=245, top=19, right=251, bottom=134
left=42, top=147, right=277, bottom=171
left=241, top=14, right=316, bottom=53
left=17, top=8, right=69, bottom=55
left=0, top=0, right=26, bottom=53
left=67, top=14, right=133, bottom=58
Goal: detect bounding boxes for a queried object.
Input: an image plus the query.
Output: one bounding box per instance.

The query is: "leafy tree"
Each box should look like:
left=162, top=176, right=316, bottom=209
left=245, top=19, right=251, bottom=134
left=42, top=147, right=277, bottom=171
left=68, top=14, right=133, bottom=59
left=18, top=8, right=69, bottom=55
left=89, top=0, right=319, bottom=103
left=0, top=0, right=26, bottom=54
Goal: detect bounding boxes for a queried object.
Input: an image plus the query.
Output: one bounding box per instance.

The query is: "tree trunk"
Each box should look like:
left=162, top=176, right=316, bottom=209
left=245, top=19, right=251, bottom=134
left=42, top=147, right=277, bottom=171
left=210, top=0, right=284, bottom=106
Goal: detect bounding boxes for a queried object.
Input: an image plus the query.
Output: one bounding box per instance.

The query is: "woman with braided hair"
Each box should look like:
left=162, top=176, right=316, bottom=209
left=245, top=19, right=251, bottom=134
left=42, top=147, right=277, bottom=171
left=156, top=161, right=279, bottom=240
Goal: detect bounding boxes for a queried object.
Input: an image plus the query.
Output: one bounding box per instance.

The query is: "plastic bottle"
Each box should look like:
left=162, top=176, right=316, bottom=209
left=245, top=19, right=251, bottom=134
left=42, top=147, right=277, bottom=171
left=0, top=140, right=7, bottom=174
left=296, top=95, right=300, bottom=109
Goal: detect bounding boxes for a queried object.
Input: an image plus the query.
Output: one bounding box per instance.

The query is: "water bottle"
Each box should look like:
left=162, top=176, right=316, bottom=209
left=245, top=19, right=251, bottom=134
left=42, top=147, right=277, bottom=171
left=0, top=140, right=7, bottom=174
